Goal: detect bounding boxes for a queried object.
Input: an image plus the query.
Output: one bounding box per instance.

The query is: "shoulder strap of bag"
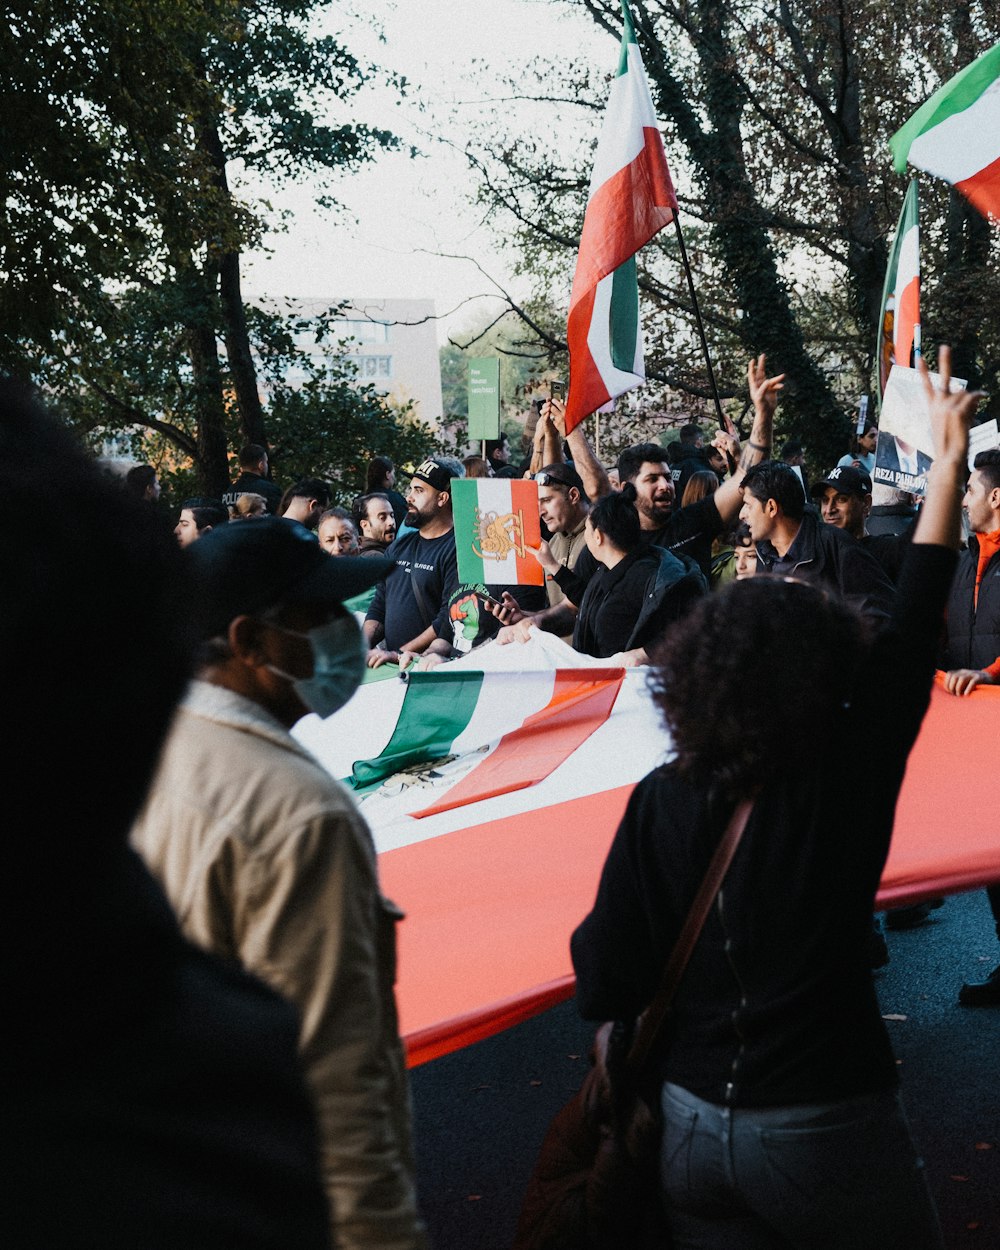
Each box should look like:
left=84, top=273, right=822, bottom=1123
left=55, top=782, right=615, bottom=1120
left=627, top=796, right=755, bottom=1074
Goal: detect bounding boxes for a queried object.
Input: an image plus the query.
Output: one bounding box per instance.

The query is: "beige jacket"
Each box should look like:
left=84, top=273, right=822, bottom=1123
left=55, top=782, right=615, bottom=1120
left=132, top=681, right=426, bottom=1250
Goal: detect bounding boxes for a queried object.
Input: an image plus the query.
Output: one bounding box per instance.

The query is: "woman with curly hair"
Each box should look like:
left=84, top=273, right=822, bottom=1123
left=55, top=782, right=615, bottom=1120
left=569, top=352, right=978, bottom=1250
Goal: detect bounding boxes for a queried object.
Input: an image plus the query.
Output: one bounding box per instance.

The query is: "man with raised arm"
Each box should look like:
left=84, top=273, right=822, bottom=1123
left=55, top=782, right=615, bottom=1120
left=492, top=356, right=782, bottom=645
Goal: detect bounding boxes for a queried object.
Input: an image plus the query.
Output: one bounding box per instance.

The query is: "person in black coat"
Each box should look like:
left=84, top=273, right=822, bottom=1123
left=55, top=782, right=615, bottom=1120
left=3, top=384, right=330, bottom=1250
left=571, top=351, right=981, bottom=1249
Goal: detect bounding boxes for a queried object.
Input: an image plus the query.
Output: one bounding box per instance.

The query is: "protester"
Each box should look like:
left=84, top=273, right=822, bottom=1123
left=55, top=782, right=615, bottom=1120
left=485, top=434, right=521, bottom=478
left=4, top=384, right=330, bottom=1249
left=569, top=350, right=979, bottom=1249
left=839, top=420, right=879, bottom=475
left=734, top=523, right=758, bottom=580
left=352, top=491, right=398, bottom=555
left=364, top=457, right=459, bottom=667
left=278, top=478, right=331, bottom=538
left=317, top=506, right=360, bottom=556
left=741, top=460, right=896, bottom=625
left=780, top=436, right=811, bottom=496
left=132, top=519, right=428, bottom=1250
left=669, top=423, right=709, bottom=497
left=462, top=454, right=492, bottom=478
left=222, top=443, right=283, bottom=515
left=173, top=497, right=229, bottom=547
left=536, top=462, right=591, bottom=618
left=124, top=462, right=160, bottom=503
left=234, top=491, right=267, bottom=519
left=680, top=469, right=719, bottom=508
left=811, top=465, right=910, bottom=584
left=491, top=358, right=781, bottom=647
left=940, top=447, right=1000, bottom=1006
left=546, top=484, right=706, bottom=662
left=366, top=455, right=409, bottom=529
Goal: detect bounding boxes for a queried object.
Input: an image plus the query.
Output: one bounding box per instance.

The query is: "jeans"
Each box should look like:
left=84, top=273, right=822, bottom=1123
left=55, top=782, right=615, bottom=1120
left=659, top=1082, right=944, bottom=1250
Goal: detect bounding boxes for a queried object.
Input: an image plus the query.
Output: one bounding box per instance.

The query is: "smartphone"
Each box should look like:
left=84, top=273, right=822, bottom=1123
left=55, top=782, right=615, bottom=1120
left=550, top=378, right=566, bottom=401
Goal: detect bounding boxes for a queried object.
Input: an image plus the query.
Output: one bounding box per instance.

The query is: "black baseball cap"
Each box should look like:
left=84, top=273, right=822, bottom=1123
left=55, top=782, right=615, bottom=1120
left=811, top=465, right=873, bottom=499
left=187, top=516, right=391, bottom=639
left=410, top=458, right=458, bottom=492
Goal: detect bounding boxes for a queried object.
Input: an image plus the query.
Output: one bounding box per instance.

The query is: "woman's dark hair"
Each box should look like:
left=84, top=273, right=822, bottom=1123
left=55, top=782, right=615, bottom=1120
left=734, top=521, right=754, bottom=549
left=681, top=470, right=718, bottom=507
left=649, top=577, right=864, bottom=798
left=366, top=455, right=393, bottom=491
left=589, top=482, right=641, bottom=551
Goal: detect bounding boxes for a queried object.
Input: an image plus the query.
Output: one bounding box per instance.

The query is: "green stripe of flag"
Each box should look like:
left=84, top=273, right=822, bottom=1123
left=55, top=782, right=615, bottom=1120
left=891, top=43, right=1000, bottom=173
left=348, top=670, right=484, bottom=790
left=609, top=254, right=639, bottom=373
left=617, top=0, right=637, bottom=74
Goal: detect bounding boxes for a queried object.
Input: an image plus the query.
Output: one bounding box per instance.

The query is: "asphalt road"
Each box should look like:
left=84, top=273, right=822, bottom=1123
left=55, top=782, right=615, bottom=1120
left=410, top=888, right=1000, bottom=1249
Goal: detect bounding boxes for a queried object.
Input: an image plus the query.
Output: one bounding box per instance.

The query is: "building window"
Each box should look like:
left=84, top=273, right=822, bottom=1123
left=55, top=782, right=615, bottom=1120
left=341, top=319, right=389, bottom=345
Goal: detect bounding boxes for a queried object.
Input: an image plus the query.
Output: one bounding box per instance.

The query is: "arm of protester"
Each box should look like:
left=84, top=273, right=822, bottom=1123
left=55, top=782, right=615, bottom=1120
left=543, top=398, right=612, bottom=502
left=408, top=639, right=452, bottom=671
left=366, top=624, right=440, bottom=668
left=525, top=538, right=561, bottom=578
left=495, top=620, right=537, bottom=645
left=527, top=410, right=555, bottom=477
left=607, top=647, right=650, bottom=668
left=912, top=346, right=983, bottom=551
left=483, top=590, right=528, bottom=626
left=943, top=667, right=996, bottom=696
left=710, top=355, right=782, bottom=524
left=363, top=618, right=385, bottom=647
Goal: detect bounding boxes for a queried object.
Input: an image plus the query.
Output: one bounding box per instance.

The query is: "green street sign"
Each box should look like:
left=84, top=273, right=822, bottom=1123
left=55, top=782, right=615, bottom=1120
left=468, top=358, right=501, bottom=440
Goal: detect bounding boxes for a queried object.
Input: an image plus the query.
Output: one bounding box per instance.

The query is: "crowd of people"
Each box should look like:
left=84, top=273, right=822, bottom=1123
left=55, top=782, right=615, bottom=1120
left=7, top=345, right=997, bottom=1248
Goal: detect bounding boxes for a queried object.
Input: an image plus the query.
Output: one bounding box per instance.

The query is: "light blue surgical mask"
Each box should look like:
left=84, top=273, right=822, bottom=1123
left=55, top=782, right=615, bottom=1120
left=265, top=613, right=366, bottom=719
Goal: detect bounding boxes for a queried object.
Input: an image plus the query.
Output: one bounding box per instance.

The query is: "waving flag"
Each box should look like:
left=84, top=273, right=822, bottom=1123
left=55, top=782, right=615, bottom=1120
left=563, top=0, right=678, bottom=433
left=890, top=42, right=1000, bottom=221
left=296, top=637, right=1000, bottom=1066
left=877, top=180, right=921, bottom=401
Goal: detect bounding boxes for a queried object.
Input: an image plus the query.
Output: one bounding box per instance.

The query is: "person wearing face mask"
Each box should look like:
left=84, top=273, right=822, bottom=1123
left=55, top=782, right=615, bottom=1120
left=131, top=518, right=429, bottom=1250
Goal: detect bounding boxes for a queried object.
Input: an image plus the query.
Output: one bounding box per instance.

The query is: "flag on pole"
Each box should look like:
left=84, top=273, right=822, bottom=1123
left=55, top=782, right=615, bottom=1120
left=890, top=42, right=1000, bottom=221
left=563, top=0, right=678, bottom=434
left=877, top=179, right=921, bottom=402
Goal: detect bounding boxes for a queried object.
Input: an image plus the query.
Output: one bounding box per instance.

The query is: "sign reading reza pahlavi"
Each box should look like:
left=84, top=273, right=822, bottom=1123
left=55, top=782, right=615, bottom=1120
left=468, top=358, right=501, bottom=440
left=873, top=363, right=965, bottom=502
left=451, top=478, right=544, bottom=587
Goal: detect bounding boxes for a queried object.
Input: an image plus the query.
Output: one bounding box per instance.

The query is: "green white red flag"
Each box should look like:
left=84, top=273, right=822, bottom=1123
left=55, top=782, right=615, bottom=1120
left=890, top=42, right=1000, bottom=221
left=450, top=478, right=544, bottom=587
left=296, top=638, right=1000, bottom=1066
left=877, top=179, right=921, bottom=401
left=563, top=0, right=678, bottom=434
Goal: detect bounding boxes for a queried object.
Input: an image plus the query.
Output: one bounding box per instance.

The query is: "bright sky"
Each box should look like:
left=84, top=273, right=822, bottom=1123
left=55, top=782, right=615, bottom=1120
left=240, top=0, right=611, bottom=343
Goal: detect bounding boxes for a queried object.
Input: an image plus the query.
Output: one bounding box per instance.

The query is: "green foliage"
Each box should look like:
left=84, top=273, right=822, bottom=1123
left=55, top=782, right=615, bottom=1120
left=0, top=0, right=402, bottom=495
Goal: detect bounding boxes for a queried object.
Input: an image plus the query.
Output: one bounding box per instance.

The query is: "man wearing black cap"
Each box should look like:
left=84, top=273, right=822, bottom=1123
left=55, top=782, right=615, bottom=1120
left=811, top=464, right=911, bottom=585
left=364, top=457, right=459, bottom=667
left=132, top=518, right=428, bottom=1250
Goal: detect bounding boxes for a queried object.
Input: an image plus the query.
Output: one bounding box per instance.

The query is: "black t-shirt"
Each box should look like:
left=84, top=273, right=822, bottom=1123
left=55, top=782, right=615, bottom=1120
left=366, top=529, right=458, bottom=650
left=221, top=472, right=283, bottom=514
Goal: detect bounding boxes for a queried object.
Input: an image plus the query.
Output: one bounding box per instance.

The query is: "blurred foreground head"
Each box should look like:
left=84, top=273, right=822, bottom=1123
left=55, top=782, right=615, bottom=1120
left=0, top=382, right=195, bottom=861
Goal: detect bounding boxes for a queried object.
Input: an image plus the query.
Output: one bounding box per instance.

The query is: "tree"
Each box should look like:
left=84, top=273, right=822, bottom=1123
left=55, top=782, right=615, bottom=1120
left=1, top=0, right=403, bottom=494
left=452, top=0, right=1000, bottom=469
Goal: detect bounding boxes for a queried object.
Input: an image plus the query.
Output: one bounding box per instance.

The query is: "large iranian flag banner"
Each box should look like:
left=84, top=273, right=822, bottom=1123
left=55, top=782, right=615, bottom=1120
left=563, top=0, right=677, bottom=433
left=890, top=42, right=1000, bottom=220
left=451, top=478, right=544, bottom=587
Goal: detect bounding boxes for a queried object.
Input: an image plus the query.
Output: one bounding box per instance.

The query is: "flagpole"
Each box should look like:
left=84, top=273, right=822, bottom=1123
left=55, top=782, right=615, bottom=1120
left=673, top=217, right=733, bottom=435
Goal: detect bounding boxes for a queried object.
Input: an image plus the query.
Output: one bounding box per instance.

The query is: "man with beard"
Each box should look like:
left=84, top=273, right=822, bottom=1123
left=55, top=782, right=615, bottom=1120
left=353, top=492, right=398, bottom=556
left=364, top=458, right=459, bottom=667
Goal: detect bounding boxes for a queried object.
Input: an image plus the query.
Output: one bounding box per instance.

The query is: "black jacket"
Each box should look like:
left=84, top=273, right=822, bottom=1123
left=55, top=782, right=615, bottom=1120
left=572, top=547, right=706, bottom=657
left=942, top=535, right=1000, bottom=671
left=756, top=508, right=895, bottom=625
left=571, top=544, right=957, bottom=1109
